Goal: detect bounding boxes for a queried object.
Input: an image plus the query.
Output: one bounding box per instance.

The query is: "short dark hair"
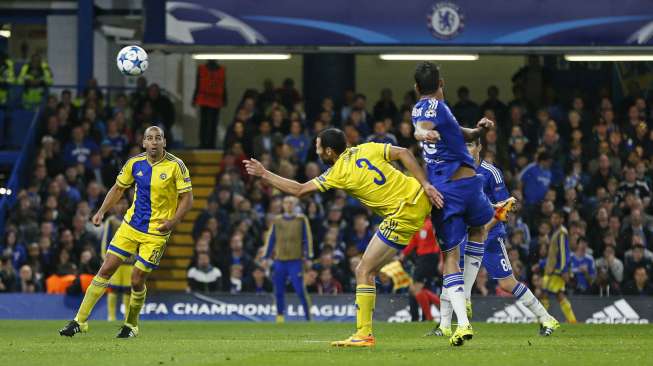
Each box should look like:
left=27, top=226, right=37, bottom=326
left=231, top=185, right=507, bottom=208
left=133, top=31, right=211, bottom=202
left=414, top=62, right=440, bottom=95
left=318, top=128, right=347, bottom=155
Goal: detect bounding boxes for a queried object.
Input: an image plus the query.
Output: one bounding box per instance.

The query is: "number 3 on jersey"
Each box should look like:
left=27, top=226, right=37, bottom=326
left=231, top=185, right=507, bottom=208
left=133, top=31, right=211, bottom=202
left=356, top=158, right=386, bottom=185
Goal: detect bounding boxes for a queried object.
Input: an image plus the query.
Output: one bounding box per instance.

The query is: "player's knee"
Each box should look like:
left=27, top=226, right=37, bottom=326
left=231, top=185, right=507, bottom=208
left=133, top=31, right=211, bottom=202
left=355, top=261, right=372, bottom=279
left=498, top=277, right=516, bottom=292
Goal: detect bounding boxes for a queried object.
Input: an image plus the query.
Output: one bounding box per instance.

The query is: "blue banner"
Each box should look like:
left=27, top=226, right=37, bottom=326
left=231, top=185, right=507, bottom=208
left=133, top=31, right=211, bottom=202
left=0, top=293, right=406, bottom=322
left=163, top=0, right=653, bottom=46
left=1, top=293, right=651, bottom=323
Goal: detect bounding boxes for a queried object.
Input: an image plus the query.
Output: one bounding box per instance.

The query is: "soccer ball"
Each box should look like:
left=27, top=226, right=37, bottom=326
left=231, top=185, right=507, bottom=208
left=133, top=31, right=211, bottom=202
left=116, top=45, right=148, bottom=76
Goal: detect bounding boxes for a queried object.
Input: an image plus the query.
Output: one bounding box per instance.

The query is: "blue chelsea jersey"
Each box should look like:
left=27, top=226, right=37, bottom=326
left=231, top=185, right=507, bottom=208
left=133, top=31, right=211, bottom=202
left=477, top=160, right=510, bottom=239
left=411, top=98, right=475, bottom=182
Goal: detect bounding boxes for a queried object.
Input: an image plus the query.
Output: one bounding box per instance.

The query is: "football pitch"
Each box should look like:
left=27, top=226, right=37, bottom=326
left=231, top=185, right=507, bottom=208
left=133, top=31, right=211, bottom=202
left=1, top=321, right=651, bottom=366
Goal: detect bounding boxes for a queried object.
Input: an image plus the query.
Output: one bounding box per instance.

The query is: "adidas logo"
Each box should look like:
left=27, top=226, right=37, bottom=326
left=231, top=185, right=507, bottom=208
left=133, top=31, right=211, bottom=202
left=586, top=299, right=649, bottom=324
left=387, top=305, right=441, bottom=323
left=137, top=171, right=144, bottom=176
left=487, top=302, right=538, bottom=323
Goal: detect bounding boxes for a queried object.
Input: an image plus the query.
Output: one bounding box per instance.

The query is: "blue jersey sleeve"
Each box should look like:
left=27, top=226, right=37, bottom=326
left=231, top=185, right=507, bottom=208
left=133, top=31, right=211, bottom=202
left=480, top=161, right=510, bottom=203
left=411, top=98, right=440, bottom=127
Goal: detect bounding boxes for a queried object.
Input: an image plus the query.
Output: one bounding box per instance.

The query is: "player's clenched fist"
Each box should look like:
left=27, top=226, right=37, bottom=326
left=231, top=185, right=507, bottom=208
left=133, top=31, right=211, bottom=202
left=91, top=212, right=104, bottom=226
left=244, top=158, right=266, bottom=177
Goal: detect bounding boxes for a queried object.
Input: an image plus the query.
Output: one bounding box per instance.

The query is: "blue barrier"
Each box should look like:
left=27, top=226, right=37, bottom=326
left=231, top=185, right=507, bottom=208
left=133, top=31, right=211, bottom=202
left=0, top=106, right=40, bottom=236
left=0, top=293, right=651, bottom=323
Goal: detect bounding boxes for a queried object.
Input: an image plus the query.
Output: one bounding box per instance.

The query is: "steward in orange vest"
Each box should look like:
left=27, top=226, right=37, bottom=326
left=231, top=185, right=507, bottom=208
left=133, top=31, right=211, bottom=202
left=193, top=61, right=226, bottom=149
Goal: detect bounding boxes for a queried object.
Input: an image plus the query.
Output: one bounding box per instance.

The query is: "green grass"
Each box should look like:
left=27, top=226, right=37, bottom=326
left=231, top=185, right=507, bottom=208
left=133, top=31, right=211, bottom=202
left=0, top=321, right=651, bottom=366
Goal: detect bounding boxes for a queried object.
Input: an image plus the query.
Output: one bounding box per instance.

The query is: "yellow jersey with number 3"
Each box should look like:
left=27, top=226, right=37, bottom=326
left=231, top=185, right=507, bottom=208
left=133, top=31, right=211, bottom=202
left=311, top=143, right=423, bottom=217
left=116, top=151, right=192, bottom=236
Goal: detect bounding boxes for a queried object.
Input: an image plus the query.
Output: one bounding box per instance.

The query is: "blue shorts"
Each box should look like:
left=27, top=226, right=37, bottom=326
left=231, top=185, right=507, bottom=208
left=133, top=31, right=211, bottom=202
left=459, top=235, right=513, bottom=279
left=430, top=174, right=494, bottom=252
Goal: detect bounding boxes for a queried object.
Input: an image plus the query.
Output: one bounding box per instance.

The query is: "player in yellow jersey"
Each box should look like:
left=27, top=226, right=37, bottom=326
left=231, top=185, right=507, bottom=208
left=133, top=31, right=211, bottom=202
left=100, top=197, right=133, bottom=321
left=59, top=126, right=193, bottom=338
left=245, top=128, right=443, bottom=347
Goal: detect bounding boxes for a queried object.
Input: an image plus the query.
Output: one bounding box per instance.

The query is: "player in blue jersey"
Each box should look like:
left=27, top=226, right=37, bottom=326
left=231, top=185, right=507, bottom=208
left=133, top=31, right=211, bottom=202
left=411, top=62, right=494, bottom=346
left=430, top=139, right=560, bottom=338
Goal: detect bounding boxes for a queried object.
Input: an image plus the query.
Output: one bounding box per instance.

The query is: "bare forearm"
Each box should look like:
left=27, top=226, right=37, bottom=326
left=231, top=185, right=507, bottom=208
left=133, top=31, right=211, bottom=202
left=97, top=185, right=125, bottom=215
left=262, top=170, right=303, bottom=196
left=399, top=150, right=430, bottom=188
left=461, top=127, right=481, bottom=142
left=172, top=192, right=193, bottom=225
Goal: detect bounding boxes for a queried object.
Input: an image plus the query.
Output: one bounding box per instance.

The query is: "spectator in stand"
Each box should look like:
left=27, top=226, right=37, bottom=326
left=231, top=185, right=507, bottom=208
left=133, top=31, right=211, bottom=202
left=317, top=267, right=343, bottom=294
left=569, top=238, right=596, bottom=294
left=519, top=151, right=552, bottom=212
left=243, top=265, right=273, bottom=294
left=617, top=165, right=651, bottom=207
left=366, top=120, right=398, bottom=145
left=277, top=78, right=301, bottom=112
left=595, top=245, right=624, bottom=287
left=284, top=120, right=310, bottom=162
left=624, top=242, right=653, bottom=281
left=480, top=85, right=508, bottom=124
left=0, top=255, right=16, bottom=292
left=622, top=267, right=653, bottom=296
left=373, top=88, right=398, bottom=122
left=187, top=252, right=222, bottom=293
left=63, top=126, right=99, bottom=168
left=141, top=83, right=175, bottom=133
left=453, top=86, right=481, bottom=128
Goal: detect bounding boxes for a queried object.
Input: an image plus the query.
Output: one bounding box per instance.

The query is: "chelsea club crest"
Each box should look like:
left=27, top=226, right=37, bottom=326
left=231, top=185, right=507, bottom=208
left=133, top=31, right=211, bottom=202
left=427, top=2, right=464, bottom=40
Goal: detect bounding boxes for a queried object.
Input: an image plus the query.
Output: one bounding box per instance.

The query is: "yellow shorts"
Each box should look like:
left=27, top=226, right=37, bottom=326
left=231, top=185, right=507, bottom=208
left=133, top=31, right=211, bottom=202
left=109, top=264, right=133, bottom=290
left=377, top=189, right=431, bottom=249
left=107, top=223, right=170, bottom=273
left=543, top=274, right=566, bottom=293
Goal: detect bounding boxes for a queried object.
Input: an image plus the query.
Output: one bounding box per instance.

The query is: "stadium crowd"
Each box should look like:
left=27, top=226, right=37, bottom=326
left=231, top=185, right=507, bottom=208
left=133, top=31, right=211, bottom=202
left=2, top=60, right=653, bottom=298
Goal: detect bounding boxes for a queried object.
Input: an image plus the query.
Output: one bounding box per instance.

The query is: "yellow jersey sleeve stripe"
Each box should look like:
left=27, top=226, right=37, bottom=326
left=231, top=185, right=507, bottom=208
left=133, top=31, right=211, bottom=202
left=116, top=178, right=131, bottom=188
left=178, top=186, right=192, bottom=193
left=383, top=143, right=390, bottom=161
left=312, top=178, right=327, bottom=192
left=166, top=153, right=188, bottom=174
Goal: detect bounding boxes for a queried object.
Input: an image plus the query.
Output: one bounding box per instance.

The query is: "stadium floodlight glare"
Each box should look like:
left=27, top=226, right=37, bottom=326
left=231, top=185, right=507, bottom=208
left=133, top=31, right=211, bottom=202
left=192, top=54, right=292, bottom=60
left=564, top=54, right=653, bottom=62
left=0, top=30, right=10, bottom=38
left=379, top=54, right=479, bottom=61
left=0, top=188, right=5, bottom=195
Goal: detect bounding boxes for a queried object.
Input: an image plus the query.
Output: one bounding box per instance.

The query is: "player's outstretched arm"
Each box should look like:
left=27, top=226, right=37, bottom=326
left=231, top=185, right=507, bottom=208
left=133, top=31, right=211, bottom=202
left=460, top=117, right=494, bottom=142
left=413, top=121, right=440, bottom=142
left=158, top=191, right=194, bottom=233
left=91, top=183, right=127, bottom=226
left=389, top=146, right=443, bottom=209
left=244, top=158, right=318, bottom=197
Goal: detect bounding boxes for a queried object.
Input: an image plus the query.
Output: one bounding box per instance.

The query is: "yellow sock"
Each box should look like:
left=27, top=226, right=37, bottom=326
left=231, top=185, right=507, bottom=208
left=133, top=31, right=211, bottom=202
left=74, top=276, right=109, bottom=323
left=122, top=293, right=131, bottom=320
left=355, top=285, right=376, bottom=336
left=125, top=286, right=146, bottom=328
left=107, top=291, right=117, bottom=321
left=560, top=298, right=577, bottom=324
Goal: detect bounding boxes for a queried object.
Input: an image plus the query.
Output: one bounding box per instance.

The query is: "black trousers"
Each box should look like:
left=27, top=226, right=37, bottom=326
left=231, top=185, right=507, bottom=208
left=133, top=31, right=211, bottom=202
left=199, top=106, right=220, bottom=149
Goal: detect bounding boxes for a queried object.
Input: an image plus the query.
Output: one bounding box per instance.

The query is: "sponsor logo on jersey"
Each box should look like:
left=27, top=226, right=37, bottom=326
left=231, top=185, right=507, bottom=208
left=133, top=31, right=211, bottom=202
left=427, top=2, right=464, bottom=40
left=586, top=299, right=649, bottom=324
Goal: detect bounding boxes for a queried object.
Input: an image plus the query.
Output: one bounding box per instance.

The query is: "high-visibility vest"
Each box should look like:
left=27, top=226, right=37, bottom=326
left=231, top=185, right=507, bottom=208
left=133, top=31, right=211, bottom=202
left=0, top=59, right=14, bottom=104
left=194, top=64, right=225, bottom=109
